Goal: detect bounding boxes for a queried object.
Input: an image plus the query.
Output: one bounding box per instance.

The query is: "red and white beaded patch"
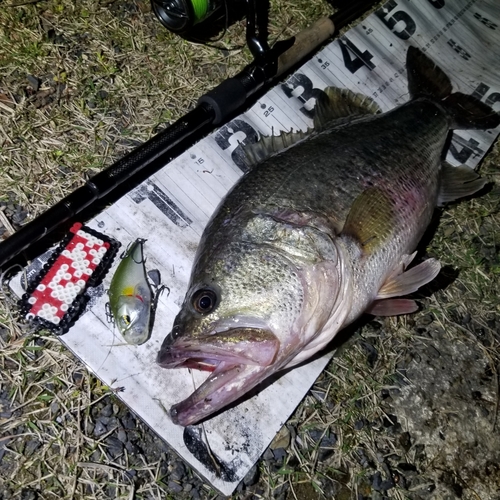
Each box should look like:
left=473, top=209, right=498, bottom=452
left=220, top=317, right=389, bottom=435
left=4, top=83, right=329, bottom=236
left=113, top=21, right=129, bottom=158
left=20, top=222, right=119, bottom=334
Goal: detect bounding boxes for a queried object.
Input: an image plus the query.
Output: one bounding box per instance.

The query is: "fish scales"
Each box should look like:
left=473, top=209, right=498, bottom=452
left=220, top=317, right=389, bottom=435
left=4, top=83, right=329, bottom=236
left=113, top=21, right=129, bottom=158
left=157, top=47, right=500, bottom=426
left=202, top=99, right=448, bottom=265
left=191, top=100, right=447, bottom=340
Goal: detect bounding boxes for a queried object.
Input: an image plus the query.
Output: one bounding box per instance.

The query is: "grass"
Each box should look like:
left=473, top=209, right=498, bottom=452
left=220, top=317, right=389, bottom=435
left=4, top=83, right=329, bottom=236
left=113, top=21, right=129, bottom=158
left=1, top=0, right=500, bottom=499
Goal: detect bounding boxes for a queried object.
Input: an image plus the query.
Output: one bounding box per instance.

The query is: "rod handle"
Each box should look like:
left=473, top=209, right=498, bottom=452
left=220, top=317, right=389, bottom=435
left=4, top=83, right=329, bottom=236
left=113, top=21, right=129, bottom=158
left=277, top=17, right=335, bottom=76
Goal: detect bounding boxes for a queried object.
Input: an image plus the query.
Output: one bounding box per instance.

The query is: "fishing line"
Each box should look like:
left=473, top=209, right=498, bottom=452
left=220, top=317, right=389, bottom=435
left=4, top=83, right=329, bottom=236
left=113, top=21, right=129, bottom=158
left=188, top=368, right=222, bottom=477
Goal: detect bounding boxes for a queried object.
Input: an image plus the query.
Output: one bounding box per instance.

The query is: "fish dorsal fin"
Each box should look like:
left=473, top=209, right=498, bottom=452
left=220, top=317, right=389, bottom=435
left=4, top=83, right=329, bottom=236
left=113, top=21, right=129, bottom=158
left=438, top=162, right=487, bottom=206
left=243, top=88, right=380, bottom=168
left=376, top=258, right=441, bottom=299
left=342, top=188, right=395, bottom=254
left=406, top=46, right=452, bottom=99
left=314, top=87, right=381, bottom=130
left=242, top=128, right=312, bottom=167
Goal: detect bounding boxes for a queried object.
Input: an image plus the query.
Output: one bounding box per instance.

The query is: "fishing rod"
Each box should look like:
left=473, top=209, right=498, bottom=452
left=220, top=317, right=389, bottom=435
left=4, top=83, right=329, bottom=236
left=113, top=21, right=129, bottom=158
left=0, top=0, right=378, bottom=269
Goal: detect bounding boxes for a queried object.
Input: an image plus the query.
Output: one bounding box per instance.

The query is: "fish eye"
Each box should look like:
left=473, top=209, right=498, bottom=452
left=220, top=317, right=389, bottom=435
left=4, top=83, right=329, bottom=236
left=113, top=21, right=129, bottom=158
left=192, top=288, right=217, bottom=314
left=123, top=315, right=131, bottom=325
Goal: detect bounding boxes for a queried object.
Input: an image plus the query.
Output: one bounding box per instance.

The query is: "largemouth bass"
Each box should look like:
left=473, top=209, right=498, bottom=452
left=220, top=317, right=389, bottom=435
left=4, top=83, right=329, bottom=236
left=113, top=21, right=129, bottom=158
left=157, top=47, right=499, bottom=426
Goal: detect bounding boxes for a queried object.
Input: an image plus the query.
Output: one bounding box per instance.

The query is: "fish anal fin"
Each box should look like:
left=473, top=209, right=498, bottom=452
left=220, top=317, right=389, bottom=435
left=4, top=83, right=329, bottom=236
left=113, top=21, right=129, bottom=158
left=342, top=188, right=395, bottom=254
left=377, top=258, right=441, bottom=300
left=367, top=298, right=419, bottom=316
left=438, top=162, right=487, bottom=206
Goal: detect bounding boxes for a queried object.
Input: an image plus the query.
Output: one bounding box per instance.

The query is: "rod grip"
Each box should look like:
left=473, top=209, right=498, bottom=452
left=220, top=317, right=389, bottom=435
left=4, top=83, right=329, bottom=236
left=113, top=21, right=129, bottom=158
left=277, top=17, right=335, bottom=76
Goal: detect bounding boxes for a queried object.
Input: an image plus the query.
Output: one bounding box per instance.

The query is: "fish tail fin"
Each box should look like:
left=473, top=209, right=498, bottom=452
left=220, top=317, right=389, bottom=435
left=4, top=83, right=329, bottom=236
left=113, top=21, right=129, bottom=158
left=407, top=46, right=500, bottom=130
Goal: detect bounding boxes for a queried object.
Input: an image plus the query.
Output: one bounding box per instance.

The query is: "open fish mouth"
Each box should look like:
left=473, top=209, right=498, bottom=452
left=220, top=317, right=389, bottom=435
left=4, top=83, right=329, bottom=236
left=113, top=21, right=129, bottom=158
left=157, top=328, right=280, bottom=426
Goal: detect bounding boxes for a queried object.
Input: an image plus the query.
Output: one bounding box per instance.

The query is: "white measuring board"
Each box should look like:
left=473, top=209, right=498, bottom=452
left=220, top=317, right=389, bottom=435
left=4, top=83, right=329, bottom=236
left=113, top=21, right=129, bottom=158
left=10, top=0, right=500, bottom=494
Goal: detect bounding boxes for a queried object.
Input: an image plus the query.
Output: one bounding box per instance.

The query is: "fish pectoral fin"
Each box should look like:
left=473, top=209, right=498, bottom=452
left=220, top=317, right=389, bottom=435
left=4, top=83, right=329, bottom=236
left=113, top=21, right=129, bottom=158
left=438, top=163, right=488, bottom=206
left=376, top=258, right=441, bottom=299
left=342, top=188, right=395, bottom=254
left=366, top=298, right=419, bottom=316
left=386, top=252, right=418, bottom=280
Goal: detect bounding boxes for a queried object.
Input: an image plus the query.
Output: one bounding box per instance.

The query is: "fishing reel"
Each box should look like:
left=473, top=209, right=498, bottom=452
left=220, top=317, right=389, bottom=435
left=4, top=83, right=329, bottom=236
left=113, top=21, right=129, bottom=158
left=151, top=0, right=247, bottom=42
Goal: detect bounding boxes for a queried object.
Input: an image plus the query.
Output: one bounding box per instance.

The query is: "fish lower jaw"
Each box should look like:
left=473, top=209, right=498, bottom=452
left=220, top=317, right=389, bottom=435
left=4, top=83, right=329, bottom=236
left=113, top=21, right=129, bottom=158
left=169, top=361, right=272, bottom=426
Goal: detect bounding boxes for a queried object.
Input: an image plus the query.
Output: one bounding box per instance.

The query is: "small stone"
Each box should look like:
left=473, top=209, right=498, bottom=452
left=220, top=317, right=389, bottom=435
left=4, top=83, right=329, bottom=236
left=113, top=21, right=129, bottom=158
left=169, top=460, right=186, bottom=481
left=108, top=417, right=120, bottom=428
left=105, top=485, right=116, bottom=498
left=318, top=433, right=337, bottom=462
left=372, top=471, right=382, bottom=491
left=125, top=441, right=141, bottom=455
left=272, top=447, right=287, bottom=462
left=27, top=75, right=40, bottom=91
left=308, top=429, right=324, bottom=443
left=12, top=210, right=28, bottom=225
left=24, top=439, right=41, bottom=457
left=0, top=326, right=9, bottom=343
left=105, top=436, right=123, bottom=458
left=271, top=425, right=290, bottom=449
left=355, top=419, right=367, bottom=430
left=72, top=372, right=84, bottom=386
left=379, top=478, right=395, bottom=491
left=243, top=464, right=259, bottom=487
left=117, top=429, right=127, bottom=443
left=263, top=448, right=274, bottom=461
left=183, top=483, right=193, bottom=492
left=93, top=420, right=107, bottom=437
left=97, top=416, right=109, bottom=426
left=98, top=90, right=108, bottom=99
left=190, top=488, right=201, bottom=500
left=101, top=404, right=113, bottom=417
left=121, top=414, right=136, bottom=429
left=168, top=480, right=183, bottom=493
